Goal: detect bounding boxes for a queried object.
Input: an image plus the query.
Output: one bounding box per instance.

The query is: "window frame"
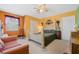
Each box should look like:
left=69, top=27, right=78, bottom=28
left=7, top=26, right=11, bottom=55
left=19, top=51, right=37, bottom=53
left=5, top=15, right=20, bottom=32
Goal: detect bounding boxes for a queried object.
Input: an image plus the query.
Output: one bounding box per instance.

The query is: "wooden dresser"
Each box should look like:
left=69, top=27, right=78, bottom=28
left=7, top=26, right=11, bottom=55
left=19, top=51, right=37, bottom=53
left=71, top=32, right=79, bottom=54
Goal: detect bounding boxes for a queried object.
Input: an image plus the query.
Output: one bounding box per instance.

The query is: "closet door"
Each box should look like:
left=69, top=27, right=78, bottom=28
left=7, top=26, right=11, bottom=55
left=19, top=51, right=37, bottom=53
left=60, top=16, right=75, bottom=40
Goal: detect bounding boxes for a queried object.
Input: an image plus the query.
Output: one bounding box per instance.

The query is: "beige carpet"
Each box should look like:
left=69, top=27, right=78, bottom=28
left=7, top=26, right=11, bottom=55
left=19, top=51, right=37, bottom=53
left=46, top=39, right=71, bottom=54
left=29, top=39, right=71, bottom=54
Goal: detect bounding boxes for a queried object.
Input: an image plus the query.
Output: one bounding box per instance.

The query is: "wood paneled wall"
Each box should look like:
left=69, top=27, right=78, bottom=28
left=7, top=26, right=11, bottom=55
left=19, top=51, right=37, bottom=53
left=0, top=10, right=24, bottom=36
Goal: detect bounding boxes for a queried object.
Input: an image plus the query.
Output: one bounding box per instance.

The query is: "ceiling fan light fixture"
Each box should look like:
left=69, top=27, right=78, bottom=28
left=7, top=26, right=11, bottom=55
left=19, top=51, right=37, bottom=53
left=35, top=4, right=48, bottom=13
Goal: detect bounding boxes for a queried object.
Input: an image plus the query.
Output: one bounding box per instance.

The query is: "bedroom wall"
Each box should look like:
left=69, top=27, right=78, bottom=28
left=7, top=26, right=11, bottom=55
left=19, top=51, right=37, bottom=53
left=0, top=10, right=24, bottom=36
left=41, top=10, right=76, bottom=25
left=60, top=16, right=75, bottom=40
left=24, top=16, right=41, bottom=38
left=0, top=9, right=76, bottom=39
left=40, top=10, right=76, bottom=40
left=24, top=10, right=76, bottom=39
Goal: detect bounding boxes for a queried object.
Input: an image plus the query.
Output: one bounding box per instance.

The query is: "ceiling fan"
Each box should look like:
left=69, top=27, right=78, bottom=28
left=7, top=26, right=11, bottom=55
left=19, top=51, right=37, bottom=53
left=34, top=4, right=55, bottom=14
left=34, top=4, right=48, bottom=13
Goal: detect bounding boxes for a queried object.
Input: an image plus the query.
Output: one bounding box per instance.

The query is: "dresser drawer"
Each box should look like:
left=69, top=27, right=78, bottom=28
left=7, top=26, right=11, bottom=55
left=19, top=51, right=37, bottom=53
left=72, top=43, right=79, bottom=54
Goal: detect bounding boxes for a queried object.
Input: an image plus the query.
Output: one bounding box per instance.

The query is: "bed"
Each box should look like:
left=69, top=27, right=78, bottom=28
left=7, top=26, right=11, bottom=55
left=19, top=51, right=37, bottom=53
left=43, top=30, right=56, bottom=47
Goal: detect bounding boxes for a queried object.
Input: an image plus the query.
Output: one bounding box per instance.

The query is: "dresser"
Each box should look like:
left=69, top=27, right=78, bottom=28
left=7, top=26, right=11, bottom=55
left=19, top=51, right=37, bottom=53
left=71, top=32, right=79, bottom=54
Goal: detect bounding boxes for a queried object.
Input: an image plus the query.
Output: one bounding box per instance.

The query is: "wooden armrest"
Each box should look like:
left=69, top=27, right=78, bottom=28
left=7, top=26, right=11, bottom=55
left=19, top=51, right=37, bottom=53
left=2, top=44, right=29, bottom=54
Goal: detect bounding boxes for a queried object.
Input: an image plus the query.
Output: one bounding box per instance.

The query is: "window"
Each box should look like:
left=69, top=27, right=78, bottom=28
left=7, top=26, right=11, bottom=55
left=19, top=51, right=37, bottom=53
left=5, top=16, right=19, bottom=31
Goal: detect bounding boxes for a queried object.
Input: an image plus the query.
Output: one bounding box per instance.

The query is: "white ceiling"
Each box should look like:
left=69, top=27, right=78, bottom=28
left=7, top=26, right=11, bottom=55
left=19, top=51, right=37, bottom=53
left=0, top=4, right=78, bottom=18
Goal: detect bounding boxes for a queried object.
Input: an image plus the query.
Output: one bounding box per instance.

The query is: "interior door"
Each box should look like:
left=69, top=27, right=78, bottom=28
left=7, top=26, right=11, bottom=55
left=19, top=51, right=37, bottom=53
left=60, top=16, right=75, bottom=40
left=29, top=20, right=41, bottom=44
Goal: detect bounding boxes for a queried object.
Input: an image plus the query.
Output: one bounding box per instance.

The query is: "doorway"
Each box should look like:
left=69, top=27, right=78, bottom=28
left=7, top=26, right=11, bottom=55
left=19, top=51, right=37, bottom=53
left=29, top=20, right=42, bottom=45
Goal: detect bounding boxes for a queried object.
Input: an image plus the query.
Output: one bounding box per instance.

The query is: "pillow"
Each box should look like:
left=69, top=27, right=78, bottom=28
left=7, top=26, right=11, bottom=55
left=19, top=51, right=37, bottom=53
left=0, top=44, right=4, bottom=52
left=0, top=39, right=4, bottom=46
left=0, top=39, right=4, bottom=52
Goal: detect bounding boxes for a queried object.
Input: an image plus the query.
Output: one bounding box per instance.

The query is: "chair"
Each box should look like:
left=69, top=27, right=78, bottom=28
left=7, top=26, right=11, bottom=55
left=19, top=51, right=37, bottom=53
left=0, top=36, right=29, bottom=54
